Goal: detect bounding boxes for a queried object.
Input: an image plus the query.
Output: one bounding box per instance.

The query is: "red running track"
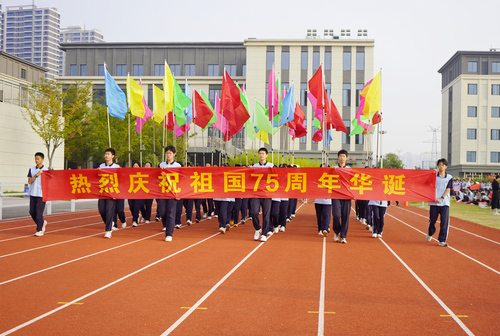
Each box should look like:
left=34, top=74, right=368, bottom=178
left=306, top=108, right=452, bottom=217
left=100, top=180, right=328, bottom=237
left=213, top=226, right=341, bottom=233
left=0, top=202, right=499, bottom=335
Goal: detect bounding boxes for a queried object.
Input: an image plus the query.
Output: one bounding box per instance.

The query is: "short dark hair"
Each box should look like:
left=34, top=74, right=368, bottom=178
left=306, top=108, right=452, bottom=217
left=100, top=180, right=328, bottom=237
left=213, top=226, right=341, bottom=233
left=105, top=148, right=115, bottom=156
left=165, top=145, right=176, bottom=154
left=437, top=158, right=448, bottom=167
left=35, top=152, right=44, bottom=159
left=258, top=147, right=268, bottom=154
left=338, top=149, right=348, bottom=157
left=145, top=161, right=152, bottom=167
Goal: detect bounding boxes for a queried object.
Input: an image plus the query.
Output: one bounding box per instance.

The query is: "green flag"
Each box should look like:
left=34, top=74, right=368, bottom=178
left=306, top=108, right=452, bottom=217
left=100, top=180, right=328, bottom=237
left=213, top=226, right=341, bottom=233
left=200, top=90, right=217, bottom=131
left=173, top=77, right=191, bottom=126
left=254, top=101, right=273, bottom=134
left=238, top=86, right=256, bottom=141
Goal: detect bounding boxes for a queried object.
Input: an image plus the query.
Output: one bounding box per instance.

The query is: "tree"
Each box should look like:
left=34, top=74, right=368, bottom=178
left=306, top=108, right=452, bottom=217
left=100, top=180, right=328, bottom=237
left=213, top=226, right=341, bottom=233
left=382, top=153, right=404, bottom=169
left=22, top=79, right=94, bottom=169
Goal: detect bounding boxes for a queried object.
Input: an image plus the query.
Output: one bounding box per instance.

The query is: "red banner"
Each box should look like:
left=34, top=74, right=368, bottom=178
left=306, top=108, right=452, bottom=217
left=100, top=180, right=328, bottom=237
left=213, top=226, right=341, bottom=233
left=41, top=167, right=436, bottom=202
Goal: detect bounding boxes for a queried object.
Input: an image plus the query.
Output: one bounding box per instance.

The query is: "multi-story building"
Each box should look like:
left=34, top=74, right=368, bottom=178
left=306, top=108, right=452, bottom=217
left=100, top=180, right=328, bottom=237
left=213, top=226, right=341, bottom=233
left=59, top=31, right=375, bottom=166
left=58, top=26, right=104, bottom=76
left=438, top=50, right=500, bottom=178
left=0, top=3, right=60, bottom=78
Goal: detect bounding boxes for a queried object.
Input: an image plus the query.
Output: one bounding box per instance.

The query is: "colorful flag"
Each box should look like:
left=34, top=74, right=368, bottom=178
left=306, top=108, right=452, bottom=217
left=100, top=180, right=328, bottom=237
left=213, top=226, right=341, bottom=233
left=238, top=84, right=256, bottom=141
left=220, top=70, right=250, bottom=138
left=193, top=90, right=214, bottom=130
left=278, top=84, right=294, bottom=126
left=126, top=75, right=146, bottom=118
left=312, top=128, right=323, bottom=142
left=308, top=65, right=325, bottom=110
left=163, top=61, right=174, bottom=112
left=136, top=80, right=153, bottom=134
left=184, top=79, right=192, bottom=123
left=268, top=66, right=278, bottom=120
left=199, top=91, right=217, bottom=131
left=307, top=92, right=323, bottom=129
left=152, top=84, right=165, bottom=124
left=212, top=94, right=227, bottom=134
left=255, top=129, right=269, bottom=144
left=172, top=77, right=191, bottom=127
left=363, top=72, right=381, bottom=117
left=254, top=101, right=273, bottom=134
left=329, top=99, right=349, bottom=134
left=104, top=67, right=127, bottom=120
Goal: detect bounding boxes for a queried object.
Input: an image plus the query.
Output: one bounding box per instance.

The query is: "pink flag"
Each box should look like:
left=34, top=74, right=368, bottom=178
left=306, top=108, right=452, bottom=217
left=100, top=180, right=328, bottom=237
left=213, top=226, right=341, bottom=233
left=212, top=94, right=228, bottom=134
left=268, top=67, right=278, bottom=120
left=136, top=80, right=154, bottom=134
left=174, top=118, right=190, bottom=137
left=307, top=92, right=323, bottom=124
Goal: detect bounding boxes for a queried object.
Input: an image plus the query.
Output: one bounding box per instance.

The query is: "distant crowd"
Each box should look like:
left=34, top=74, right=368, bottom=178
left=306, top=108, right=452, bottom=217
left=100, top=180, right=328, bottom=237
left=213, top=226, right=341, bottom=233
left=450, top=177, right=500, bottom=215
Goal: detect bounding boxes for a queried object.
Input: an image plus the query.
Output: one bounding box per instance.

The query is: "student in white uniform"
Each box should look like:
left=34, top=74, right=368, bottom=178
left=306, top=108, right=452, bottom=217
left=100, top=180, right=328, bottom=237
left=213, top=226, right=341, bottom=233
left=250, top=147, right=274, bottom=242
left=98, top=148, right=120, bottom=238
left=159, top=146, right=182, bottom=242
left=27, top=152, right=49, bottom=236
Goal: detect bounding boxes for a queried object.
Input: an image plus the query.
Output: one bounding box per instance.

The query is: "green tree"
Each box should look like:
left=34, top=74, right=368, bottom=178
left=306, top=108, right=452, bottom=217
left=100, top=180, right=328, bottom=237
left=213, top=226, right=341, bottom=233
left=22, top=79, right=94, bottom=169
left=382, top=153, right=404, bottom=169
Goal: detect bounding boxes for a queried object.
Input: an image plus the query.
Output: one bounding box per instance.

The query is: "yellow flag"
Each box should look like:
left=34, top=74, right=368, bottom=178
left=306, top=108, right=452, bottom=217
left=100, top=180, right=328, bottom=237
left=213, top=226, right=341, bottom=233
left=163, top=62, right=174, bottom=112
left=363, top=71, right=381, bottom=117
left=255, top=130, right=269, bottom=144
left=153, top=84, right=165, bottom=124
left=126, top=75, right=145, bottom=118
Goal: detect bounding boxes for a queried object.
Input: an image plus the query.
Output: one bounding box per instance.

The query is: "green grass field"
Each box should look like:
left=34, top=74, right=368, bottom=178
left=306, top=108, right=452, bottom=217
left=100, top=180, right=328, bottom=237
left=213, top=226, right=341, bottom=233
left=409, top=201, right=500, bottom=230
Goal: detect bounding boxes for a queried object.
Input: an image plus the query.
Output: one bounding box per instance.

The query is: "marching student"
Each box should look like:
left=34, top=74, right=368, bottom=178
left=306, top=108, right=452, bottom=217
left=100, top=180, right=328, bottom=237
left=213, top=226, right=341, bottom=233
left=128, top=162, right=145, bottom=227
left=205, top=162, right=215, bottom=219
left=270, top=197, right=281, bottom=235
left=426, top=158, right=453, bottom=247
left=491, top=175, right=500, bottom=215
left=368, top=200, right=388, bottom=238
left=98, top=148, right=120, bottom=238
left=159, top=145, right=181, bottom=242
left=315, top=197, right=332, bottom=237
left=332, top=149, right=351, bottom=244
left=139, top=161, right=154, bottom=224
left=250, top=147, right=274, bottom=242
left=27, top=152, right=48, bottom=237
left=214, top=196, right=234, bottom=233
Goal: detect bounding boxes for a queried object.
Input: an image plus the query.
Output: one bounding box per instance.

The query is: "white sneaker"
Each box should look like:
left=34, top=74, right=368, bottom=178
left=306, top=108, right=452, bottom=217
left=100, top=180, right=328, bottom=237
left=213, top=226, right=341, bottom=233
left=165, top=236, right=172, bottom=242
left=132, top=221, right=138, bottom=227
left=254, top=229, right=262, bottom=241
left=208, top=216, right=212, bottom=220
left=203, top=213, right=207, bottom=218
left=104, top=231, right=112, bottom=238
left=121, top=222, right=127, bottom=228
left=322, top=230, right=328, bottom=237
left=318, top=231, right=323, bottom=236
left=267, top=231, right=273, bottom=237
left=426, top=235, right=432, bottom=242
left=369, top=226, right=373, bottom=232
left=175, top=224, right=181, bottom=229
left=112, top=227, right=118, bottom=231
left=219, top=226, right=226, bottom=234
left=260, top=235, right=267, bottom=242
left=145, top=220, right=150, bottom=224
left=162, top=227, right=166, bottom=231
left=280, top=226, right=286, bottom=232
left=273, top=227, right=279, bottom=234
left=240, top=219, right=245, bottom=224
left=42, top=220, right=47, bottom=232
left=333, top=233, right=340, bottom=242
left=377, top=234, right=382, bottom=238
left=248, top=217, right=252, bottom=220
left=226, top=224, right=231, bottom=231
left=286, top=218, right=291, bottom=222
left=214, top=214, right=218, bottom=218
left=186, top=220, right=192, bottom=225
left=291, top=214, right=295, bottom=218
left=438, top=241, right=448, bottom=247
left=34, top=231, right=44, bottom=237
left=341, top=238, right=347, bottom=244
left=372, top=233, right=377, bottom=238
left=362, top=219, right=367, bottom=225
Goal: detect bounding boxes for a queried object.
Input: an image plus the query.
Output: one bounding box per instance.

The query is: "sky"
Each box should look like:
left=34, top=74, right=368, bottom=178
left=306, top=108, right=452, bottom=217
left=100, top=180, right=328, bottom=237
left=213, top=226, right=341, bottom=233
left=4, top=0, right=500, bottom=160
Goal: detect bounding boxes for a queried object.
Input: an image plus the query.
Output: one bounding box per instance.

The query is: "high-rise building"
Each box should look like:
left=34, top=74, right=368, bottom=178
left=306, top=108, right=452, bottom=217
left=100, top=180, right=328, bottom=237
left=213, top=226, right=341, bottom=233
left=438, top=50, right=500, bottom=178
left=59, top=25, right=104, bottom=76
left=0, top=3, right=60, bottom=78
left=59, top=31, right=375, bottom=166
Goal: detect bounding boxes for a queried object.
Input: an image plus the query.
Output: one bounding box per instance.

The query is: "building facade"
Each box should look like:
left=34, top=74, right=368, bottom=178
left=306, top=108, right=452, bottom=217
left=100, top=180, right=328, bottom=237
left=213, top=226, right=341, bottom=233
left=60, top=34, right=375, bottom=166
left=438, top=50, right=500, bottom=178
left=59, top=25, right=104, bottom=76
left=0, top=3, right=61, bottom=78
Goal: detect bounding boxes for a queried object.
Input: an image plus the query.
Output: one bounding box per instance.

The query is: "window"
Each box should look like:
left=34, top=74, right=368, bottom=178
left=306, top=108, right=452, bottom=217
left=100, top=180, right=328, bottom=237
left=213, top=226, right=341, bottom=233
left=324, top=51, right=331, bottom=70
left=468, top=61, right=478, bottom=72
left=468, top=84, right=477, bottom=95
left=154, top=64, right=165, bottom=76
left=342, top=120, right=351, bottom=144
left=281, top=51, right=289, bottom=70
left=313, top=51, right=320, bottom=71
left=208, top=89, right=221, bottom=107
left=300, top=83, right=307, bottom=106
left=170, top=64, right=180, bottom=76
left=21, top=69, right=27, bottom=79
left=207, top=64, right=219, bottom=76
left=356, top=52, right=365, bottom=70
left=225, top=64, right=236, bottom=77
left=80, top=64, right=87, bottom=76
left=301, top=51, right=308, bottom=70
left=242, top=65, right=246, bottom=77
left=184, top=64, right=195, bottom=76
left=467, top=128, right=477, bottom=140
left=355, top=134, right=364, bottom=144
left=266, top=51, right=274, bottom=70
left=116, top=64, right=126, bottom=76
left=491, top=152, right=500, bottom=163
left=343, top=51, right=351, bottom=70
left=343, top=83, right=351, bottom=107
left=466, top=151, right=476, bottom=162
left=325, top=83, right=331, bottom=100
left=133, top=64, right=143, bottom=76
left=492, top=129, right=500, bottom=140
left=98, top=64, right=104, bottom=76
left=70, top=64, right=77, bottom=76
left=492, top=62, right=500, bottom=73
left=492, top=107, right=500, bottom=118
left=356, top=83, right=364, bottom=106
left=492, top=84, right=500, bottom=95
left=300, top=119, right=307, bottom=144
left=467, top=106, right=477, bottom=117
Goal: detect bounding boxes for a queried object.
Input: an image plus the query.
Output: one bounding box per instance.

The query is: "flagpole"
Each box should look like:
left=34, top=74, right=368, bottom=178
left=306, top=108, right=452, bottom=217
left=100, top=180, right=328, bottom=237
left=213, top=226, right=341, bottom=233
left=103, top=63, right=112, bottom=148
left=153, top=113, right=156, bottom=167
left=193, top=87, right=197, bottom=167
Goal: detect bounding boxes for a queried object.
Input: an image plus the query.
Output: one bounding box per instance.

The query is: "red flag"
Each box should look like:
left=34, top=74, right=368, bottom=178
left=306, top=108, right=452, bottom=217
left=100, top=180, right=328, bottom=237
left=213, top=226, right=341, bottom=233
left=308, top=65, right=325, bottom=110
left=221, top=70, right=250, bottom=138
left=329, top=99, right=349, bottom=134
left=372, top=111, right=382, bottom=125
left=292, top=122, right=307, bottom=139
left=166, top=112, right=174, bottom=131
left=288, top=102, right=305, bottom=131
left=193, top=90, right=214, bottom=129
left=312, top=128, right=323, bottom=142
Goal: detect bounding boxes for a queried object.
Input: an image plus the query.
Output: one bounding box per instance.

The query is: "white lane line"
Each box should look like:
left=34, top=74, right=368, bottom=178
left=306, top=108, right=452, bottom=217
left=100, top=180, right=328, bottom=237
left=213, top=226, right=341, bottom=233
left=386, top=213, right=500, bottom=276
left=317, top=237, right=326, bottom=336
left=0, top=221, right=102, bottom=243
left=0, top=207, right=100, bottom=223
left=393, top=207, right=500, bottom=246
left=0, top=214, right=100, bottom=232
left=379, top=238, right=475, bottom=336
left=0, top=232, right=221, bottom=336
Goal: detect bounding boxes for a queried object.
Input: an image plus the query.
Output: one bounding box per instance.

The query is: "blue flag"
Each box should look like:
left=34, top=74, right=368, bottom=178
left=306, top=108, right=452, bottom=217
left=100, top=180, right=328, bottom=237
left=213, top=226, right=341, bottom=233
left=104, top=67, right=127, bottom=120
left=184, top=79, right=192, bottom=124
left=278, top=84, right=294, bottom=126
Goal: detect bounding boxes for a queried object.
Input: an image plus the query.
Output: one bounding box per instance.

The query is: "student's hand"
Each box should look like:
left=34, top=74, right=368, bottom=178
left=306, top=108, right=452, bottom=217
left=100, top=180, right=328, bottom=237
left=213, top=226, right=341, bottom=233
left=37, top=171, right=43, bottom=177
left=435, top=198, right=442, bottom=204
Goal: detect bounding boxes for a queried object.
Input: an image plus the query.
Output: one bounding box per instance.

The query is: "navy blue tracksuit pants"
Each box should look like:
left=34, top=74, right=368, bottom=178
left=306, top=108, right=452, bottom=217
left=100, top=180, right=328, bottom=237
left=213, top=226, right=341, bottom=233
left=332, top=199, right=351, bottom=238
left=428, top=205, right=450, bottom=243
